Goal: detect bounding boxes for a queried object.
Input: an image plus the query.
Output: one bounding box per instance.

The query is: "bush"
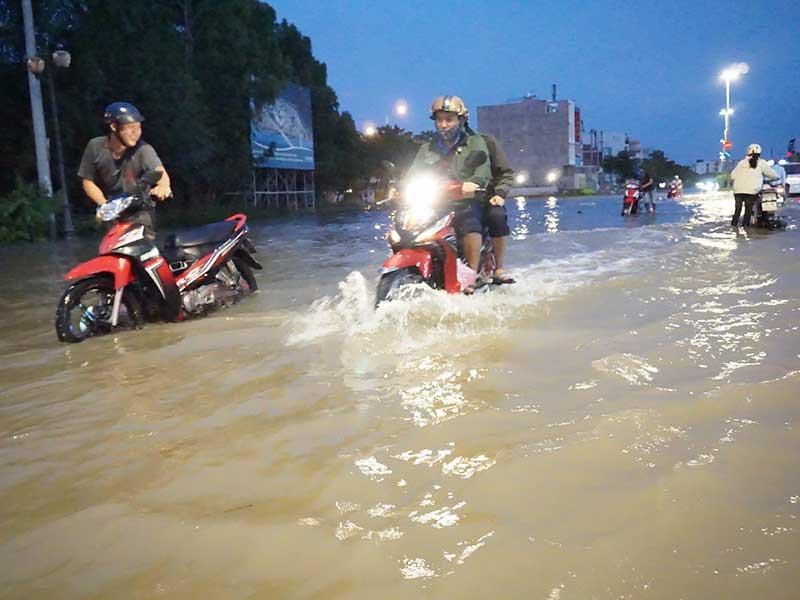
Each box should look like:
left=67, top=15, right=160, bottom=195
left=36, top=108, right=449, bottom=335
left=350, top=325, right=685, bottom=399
left=0, top=181, right=55, bottom=242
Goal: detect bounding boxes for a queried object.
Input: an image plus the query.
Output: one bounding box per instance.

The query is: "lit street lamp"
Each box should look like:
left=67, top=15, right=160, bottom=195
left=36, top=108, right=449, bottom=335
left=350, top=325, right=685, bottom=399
left=546, top=170, right=560, bottom=184
left=26, top=48, right=75, bottom=238
left=394, top=99, right=408, bottom=118
left=363, top=123, right=377, bottom=138
left=718, top=63, right=748, bottom=166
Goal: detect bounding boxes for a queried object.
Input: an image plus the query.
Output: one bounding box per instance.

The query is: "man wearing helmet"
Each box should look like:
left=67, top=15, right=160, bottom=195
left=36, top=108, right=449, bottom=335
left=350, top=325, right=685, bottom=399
left=77, top=102, right=171, bottom=234
left=730, top=143, right=778, bottom=227
left=406, top=95, right=492, bottom=293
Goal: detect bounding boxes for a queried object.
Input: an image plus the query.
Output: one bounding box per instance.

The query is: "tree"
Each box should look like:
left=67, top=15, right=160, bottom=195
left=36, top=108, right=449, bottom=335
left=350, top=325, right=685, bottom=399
left=602, top=151, right=637, bottom=184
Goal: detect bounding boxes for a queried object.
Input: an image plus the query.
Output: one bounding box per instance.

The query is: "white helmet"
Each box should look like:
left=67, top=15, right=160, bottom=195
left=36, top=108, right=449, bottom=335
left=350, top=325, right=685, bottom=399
left=747, top=143, right=762, bottom=155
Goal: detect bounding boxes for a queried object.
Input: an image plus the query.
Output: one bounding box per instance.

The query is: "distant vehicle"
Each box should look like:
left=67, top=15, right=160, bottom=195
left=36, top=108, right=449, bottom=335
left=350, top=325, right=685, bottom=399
left=782, top=162, right=800, bottom=197
left=621, top=180, right=641, bottom=216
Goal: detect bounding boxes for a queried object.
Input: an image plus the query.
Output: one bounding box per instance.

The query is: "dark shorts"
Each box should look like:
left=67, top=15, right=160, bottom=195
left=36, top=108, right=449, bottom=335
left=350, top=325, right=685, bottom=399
left=452, top=201, right=483, bottom=236
left=484, top=203, right=510, bottom=237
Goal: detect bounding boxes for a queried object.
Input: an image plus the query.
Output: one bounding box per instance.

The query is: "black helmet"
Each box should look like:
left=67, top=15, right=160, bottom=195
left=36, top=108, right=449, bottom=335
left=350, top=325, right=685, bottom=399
left=104, top=102, right=145, bottom=125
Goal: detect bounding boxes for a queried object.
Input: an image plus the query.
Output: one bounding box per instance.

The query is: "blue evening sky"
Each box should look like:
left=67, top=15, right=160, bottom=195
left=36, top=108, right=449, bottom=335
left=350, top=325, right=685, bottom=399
left=268, top=0, right=800, bottom=164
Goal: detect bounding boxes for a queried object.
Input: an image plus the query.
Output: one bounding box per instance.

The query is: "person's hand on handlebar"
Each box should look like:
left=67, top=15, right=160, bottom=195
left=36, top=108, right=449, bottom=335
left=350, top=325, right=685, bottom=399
left=151, top=181, right=172, bottom=201
left=489, top=195, right=505, bottom=206
left=461, top=181, right=479, bottom=198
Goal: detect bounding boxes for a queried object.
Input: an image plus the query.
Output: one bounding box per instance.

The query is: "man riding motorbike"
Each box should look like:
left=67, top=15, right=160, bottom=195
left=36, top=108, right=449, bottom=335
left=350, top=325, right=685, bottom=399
left=77, top=102, right=171, bottom=239
left=404, top=95, right=492, bottom=294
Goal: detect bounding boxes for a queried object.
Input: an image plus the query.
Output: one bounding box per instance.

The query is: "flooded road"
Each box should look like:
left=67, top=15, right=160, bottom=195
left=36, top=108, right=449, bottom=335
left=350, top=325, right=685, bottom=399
left=1, top=193, right=799, bottom=599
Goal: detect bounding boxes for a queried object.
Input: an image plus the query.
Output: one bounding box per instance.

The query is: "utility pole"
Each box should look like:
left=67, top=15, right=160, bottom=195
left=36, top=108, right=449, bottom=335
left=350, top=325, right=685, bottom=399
left=21, top=0, right=56, bottom=236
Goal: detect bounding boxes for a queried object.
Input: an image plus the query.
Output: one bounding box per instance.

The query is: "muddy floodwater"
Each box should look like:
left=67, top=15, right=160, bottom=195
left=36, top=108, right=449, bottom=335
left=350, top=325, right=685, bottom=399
left=1, top=193, right=799, bottom=599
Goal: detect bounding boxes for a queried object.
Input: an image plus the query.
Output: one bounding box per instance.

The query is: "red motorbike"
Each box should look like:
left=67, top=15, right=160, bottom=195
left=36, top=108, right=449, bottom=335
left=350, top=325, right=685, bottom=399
left=375, top=151, right=496, bottom=305
left=621, top=180, right=641, bottom=215
left=55, top=172, right=261, bottom=343
left=667, top=179, right=683, bottom=199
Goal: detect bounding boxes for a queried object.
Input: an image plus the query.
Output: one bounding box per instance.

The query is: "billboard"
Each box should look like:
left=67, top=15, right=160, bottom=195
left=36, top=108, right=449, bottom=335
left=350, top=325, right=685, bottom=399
left=251, top=83, right=314, bottom=170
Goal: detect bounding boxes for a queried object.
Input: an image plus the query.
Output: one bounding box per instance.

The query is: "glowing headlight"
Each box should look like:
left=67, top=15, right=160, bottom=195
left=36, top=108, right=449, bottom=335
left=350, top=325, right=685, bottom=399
left=388, top=229, right=401, bottom=244
left=403, top=174, right=440, bottom=209
left=401, top=174, right=441, bottom=229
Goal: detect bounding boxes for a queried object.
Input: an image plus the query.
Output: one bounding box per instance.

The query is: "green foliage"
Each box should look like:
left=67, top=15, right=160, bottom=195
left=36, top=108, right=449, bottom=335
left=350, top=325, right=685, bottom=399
left=0, top=181, right=54, bottom=242
left=364, top=125, right=421, bottom=174
left=602, top=151, right=637, bottom=183
left=642, top=150, right=697, bottom=186
left=0, top=0, right=369, bottom=227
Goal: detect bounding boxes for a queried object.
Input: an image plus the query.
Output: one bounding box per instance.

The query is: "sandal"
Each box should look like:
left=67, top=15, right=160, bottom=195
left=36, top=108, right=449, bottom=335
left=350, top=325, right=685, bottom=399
left=462, top=283, right=476, bottom=295
left=493, top=270, right=516, bottom=285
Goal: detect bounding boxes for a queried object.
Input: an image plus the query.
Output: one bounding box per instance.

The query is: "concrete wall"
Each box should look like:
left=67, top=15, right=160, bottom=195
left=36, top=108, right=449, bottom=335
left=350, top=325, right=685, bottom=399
left=477, top=97, right=579, bottom=186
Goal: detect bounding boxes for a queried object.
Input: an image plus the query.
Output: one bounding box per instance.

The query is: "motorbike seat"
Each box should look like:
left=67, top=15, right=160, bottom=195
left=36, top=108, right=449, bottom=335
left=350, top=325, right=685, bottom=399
left=166, top=220, right=237, bottom=248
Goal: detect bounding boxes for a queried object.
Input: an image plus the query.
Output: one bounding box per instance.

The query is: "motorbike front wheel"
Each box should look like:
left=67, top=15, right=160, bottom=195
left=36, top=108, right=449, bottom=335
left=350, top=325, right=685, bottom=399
left=55, top=276, right=143, bottom=343
left=375, top=267, right=425, bottom=307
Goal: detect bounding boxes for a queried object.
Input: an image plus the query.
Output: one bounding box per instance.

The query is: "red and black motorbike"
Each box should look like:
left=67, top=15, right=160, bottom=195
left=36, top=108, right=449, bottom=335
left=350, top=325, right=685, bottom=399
left=667, top=179, right=683, bottom=199
left=55, top=172, right=262, bottom=343
left=621, top=179, right=641, bottom=216
left=375, top=152, right=496, bottom=306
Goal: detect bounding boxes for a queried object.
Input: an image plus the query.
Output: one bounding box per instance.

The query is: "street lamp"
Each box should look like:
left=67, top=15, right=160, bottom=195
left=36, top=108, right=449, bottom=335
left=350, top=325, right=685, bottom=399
left=26, top=48, right=74, bottom=237
left=394, top=99, right=408, bottom=118
left=363, top=123, right=377, bottom=138
left=546, top=170, right=559, bottom=184
left=718, top=62, right=748, bottom=165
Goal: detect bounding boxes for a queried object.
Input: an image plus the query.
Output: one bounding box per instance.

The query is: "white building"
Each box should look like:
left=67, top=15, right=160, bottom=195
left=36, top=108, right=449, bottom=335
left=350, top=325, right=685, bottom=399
left=694, top=159, right=722, bottom=175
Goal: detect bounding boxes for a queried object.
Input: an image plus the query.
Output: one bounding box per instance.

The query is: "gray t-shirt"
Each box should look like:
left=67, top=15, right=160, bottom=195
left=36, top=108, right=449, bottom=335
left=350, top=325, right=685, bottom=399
left=77, top=136, right=163, bottom=197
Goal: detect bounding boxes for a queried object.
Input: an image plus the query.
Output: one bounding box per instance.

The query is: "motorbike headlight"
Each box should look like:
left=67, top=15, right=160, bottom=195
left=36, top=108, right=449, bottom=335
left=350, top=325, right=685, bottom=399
left=414, top=214, right=452, bottom=243
left=97, top=195, right=133, bottom=222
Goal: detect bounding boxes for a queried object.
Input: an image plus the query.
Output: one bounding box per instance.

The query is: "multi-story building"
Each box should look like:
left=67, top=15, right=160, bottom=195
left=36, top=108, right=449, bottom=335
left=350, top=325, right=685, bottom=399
left=694, top=159, right=722, bottom=175
left=477, top=95, right=583, bottom=186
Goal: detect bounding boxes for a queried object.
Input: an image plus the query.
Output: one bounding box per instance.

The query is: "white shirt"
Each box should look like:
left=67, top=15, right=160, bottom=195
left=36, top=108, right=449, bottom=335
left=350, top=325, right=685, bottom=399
left=731, top=158, right=779, bottom=195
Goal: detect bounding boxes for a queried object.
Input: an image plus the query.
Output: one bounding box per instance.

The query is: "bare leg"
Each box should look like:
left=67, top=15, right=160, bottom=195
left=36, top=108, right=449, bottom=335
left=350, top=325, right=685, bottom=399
left=463, top=232, right=482, bottom=271
left=491, top=236, right=507, bottom=272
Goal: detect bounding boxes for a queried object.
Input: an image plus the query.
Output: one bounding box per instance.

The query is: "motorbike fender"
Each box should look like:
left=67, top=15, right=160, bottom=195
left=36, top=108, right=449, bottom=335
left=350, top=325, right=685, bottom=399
left=381, top=248, right=432, bottom=280
left=234, top=247, right=263, bottom=270
left=64, top=256, right=134, bottom=289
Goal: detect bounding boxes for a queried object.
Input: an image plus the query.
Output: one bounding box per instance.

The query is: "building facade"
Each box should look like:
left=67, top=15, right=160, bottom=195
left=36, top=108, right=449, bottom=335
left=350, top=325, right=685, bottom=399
left=694, top=159, right=722, bottom=175
left=477, top=96, right=582, bottom=186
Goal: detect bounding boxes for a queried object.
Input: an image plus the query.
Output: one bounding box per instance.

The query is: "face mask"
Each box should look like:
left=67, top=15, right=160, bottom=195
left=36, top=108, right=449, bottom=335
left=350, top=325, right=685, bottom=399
left=748, top=154, right=760, bottom=168
left=435, top=125, right=461, bottom=147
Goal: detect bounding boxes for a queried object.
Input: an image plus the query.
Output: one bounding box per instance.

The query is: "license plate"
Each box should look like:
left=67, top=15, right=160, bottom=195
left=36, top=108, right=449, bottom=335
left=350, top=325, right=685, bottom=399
left=762, top=201, right=777, bottom=212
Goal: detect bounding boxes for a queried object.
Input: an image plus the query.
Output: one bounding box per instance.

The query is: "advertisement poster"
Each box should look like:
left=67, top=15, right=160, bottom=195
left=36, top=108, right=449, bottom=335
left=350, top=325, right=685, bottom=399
left=251, top=83, right=314, bottom=170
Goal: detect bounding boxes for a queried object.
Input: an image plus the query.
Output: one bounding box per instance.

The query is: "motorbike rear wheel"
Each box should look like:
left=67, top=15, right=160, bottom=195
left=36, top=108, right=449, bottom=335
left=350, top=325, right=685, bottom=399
left=55, top=276, right=143, bottom=343
left=375, top=267, right=425, bottom=307
left=232, top=258, right=258, bottom=292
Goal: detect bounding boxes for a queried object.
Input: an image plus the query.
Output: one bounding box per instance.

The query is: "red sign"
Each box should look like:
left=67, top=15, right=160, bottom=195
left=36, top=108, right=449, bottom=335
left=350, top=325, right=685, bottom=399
left=722, top=140, right=733, bottom=150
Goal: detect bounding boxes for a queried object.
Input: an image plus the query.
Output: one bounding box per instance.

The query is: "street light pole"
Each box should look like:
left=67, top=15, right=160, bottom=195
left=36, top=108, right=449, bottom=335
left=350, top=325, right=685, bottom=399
left=723, top=78, right=731, bottom=147
left=21, top=0, right=53, bottom=201
left=46, top=64, right=74, bottom=237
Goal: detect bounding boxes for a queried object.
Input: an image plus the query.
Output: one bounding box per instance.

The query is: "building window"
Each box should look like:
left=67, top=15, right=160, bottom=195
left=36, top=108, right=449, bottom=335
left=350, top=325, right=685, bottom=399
left=546, top=102, right=558, bottom=114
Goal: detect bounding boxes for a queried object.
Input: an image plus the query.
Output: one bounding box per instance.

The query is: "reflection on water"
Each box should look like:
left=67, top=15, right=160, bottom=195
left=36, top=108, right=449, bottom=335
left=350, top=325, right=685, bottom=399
left=511, top=196, right=530, bottom=240
left=0, top=194, right=799, bottom=598
left=545, top=195, right=559, bottom=233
